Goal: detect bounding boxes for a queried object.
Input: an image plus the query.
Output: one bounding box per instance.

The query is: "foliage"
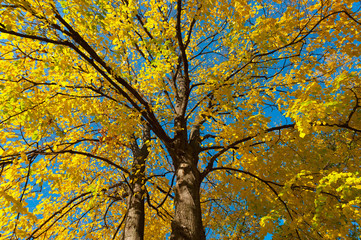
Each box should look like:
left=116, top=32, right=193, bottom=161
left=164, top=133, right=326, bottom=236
left=0, top=0, right=360, bottom=239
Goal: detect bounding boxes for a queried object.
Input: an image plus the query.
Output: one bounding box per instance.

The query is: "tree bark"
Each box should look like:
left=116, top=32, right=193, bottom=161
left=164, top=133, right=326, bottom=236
left=123, top=175, right=145, bottom=240
left=169, top=141, right=205, bottom=240
left=123, top=125, right=150, bottom=240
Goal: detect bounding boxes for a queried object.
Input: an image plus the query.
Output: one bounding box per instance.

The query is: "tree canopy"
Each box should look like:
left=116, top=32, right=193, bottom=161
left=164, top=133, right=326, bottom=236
left=0, top=0, right=360, bottom=239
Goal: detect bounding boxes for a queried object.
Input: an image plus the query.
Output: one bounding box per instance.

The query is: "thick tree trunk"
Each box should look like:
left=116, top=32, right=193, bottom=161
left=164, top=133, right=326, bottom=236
left=169, top=145, right=205, bottom=240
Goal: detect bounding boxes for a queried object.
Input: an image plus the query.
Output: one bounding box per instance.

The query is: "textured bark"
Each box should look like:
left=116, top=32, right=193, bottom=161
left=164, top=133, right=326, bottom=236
left=123, top=179, right=145, bottom=240
left=171, top=161, right=205, bottom=240
left=169, top=130, right=205, bottom=240
left=123, top=125, right=150, bottom=240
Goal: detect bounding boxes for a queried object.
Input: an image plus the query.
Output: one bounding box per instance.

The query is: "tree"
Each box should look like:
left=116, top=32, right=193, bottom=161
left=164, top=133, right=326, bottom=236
left=0, top=0, right=360, bottom=239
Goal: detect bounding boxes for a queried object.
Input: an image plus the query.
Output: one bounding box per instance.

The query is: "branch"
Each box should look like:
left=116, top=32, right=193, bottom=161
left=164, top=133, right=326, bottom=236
left=175, top=0, right=191, bottom=117
left=210, top=167, right=300, bottom=237
left=0, top=26, right=72, bottom=46
left=27, top=192, right=92, bottom=239
left=202, top=124, right=295, bottom=177
left=225, top=10, right=353, bottom=82
left=40, top=149, right=130, bottom=175
left=53, top=12, right=171, bottom=142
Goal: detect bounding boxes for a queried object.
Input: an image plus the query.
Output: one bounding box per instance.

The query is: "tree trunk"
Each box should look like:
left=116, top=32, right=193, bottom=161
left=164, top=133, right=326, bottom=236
left=123, top=152, right=146, bottom=240
left=123, top=178, right=145, bottom=240
left=123, top=125, right=150, bottom=240
left=170, top=149, right=205, bottom=240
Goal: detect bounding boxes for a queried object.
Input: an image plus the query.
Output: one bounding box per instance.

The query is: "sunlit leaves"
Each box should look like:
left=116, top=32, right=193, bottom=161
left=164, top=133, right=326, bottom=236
left=0, top=0, right=360, bottom=238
